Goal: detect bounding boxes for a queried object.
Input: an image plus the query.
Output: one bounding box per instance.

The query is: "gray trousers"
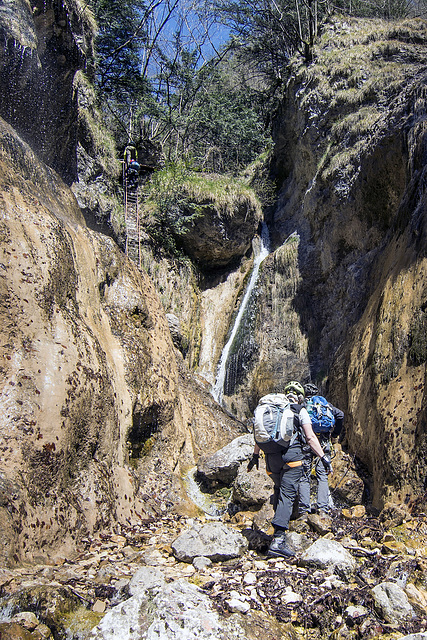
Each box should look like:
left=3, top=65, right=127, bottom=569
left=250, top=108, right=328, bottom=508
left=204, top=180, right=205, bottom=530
left=299, top=439, right=331, bottom=512
left=265, top=451, right=304, bottom=530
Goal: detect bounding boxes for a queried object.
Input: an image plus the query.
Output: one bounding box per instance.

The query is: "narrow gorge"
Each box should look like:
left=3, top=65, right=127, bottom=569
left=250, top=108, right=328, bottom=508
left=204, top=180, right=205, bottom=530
left=0, top=0, right=426, bottom=638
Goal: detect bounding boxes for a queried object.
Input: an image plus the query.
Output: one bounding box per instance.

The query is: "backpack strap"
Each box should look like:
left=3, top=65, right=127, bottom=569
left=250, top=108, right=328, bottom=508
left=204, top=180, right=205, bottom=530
left=288, top=403, right=304, bottom=447
left=273, top=406, right=284, bottom=440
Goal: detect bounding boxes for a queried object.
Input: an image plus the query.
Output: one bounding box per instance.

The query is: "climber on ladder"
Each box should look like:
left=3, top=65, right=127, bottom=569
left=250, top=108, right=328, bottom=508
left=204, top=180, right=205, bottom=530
left=126, top=158, right=140, bottom=191
left=122, top=142, right=141, bottom=264
left=123, top=143, right=140, bottom=192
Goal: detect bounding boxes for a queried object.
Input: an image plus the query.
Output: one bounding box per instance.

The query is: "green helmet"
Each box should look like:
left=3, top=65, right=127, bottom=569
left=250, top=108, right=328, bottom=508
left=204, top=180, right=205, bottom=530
left=284, top=381, right=305, bottom=398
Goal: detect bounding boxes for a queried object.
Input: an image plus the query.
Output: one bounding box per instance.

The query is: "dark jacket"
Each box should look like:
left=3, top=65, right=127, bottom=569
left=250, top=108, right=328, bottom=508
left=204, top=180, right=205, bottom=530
left=329, top=404, right=344, bottom=439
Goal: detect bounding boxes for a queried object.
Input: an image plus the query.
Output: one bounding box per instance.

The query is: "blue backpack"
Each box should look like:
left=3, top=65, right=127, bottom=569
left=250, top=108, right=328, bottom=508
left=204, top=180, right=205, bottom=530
left=306, top=395, right=335, bottom=435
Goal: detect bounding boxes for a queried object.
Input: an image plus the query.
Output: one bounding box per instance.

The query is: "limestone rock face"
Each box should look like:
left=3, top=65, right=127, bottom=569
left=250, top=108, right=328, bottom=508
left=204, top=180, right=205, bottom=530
left=0, top=119, right=244, bottom=564
left=267, top=17, right=427, bottom=508
left=0, top=0, right=94, bottom=184
left=179, top=198, right=262, bottom=269
left=0, top=117, right=172, bottom=562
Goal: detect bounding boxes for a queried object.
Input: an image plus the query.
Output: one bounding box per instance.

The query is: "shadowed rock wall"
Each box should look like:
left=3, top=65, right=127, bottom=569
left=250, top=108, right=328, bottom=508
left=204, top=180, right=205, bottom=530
left=269, top=17, right=427, bottom=508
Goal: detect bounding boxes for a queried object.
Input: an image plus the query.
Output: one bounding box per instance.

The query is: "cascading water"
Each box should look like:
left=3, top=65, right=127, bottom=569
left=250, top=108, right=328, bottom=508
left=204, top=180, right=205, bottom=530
left=182, top=467, right=229, bottom=518
left=212, top=223, right=270, bottom=405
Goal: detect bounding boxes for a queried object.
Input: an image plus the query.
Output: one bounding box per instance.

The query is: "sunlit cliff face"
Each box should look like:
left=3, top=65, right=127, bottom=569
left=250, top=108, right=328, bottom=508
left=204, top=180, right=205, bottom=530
left=0, top=116, right=182, bottom=563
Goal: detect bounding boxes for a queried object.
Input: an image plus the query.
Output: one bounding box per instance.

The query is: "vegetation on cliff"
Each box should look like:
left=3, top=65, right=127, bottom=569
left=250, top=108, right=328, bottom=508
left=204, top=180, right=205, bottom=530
left=288, top=16, right=427, bottom=200
left=142, top=162, right=263, bottom=256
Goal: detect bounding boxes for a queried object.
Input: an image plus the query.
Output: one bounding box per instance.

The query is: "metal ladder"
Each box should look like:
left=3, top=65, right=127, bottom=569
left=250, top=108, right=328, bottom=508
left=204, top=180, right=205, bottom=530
left=123, top=164, right=141, bottom=268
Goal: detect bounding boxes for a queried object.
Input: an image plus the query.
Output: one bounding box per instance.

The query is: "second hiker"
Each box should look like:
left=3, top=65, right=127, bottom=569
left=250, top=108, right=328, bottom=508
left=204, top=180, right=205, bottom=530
left=247, top=381, right=333, bottom=559
left=298, top=383, right=344, bottom=516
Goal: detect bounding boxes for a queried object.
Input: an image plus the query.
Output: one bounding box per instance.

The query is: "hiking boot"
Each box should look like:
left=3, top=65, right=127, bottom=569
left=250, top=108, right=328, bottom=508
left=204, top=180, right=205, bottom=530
left=267, top=533, right=295, bottom=558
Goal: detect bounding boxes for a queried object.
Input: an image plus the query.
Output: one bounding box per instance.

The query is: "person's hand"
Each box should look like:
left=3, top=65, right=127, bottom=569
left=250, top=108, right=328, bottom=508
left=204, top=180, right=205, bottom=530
left=247, top=454, right=259, bottom=471
left=321, top=454, right=333, bottom=474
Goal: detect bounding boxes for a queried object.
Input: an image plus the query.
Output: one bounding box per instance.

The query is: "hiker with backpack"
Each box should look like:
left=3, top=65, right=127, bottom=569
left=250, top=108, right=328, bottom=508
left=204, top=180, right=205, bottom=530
left=298, top=383, right=344, bottom=516
left=126, top=158, right=140, bottom=190
left=247, top=381, right=333, bottom=559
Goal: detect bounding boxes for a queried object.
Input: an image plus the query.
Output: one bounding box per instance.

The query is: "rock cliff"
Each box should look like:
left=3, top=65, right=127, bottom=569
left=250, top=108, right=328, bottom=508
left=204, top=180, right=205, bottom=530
left=0, top=1, right=244, bottom=565
left=0, top=0, right=94, bottom=184
left=267, top=17, right=427, bottom=508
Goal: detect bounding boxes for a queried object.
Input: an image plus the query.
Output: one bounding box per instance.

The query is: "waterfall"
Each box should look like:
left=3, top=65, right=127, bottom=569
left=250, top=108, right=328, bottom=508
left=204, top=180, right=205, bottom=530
left=212, top=223, right=270, bottom=404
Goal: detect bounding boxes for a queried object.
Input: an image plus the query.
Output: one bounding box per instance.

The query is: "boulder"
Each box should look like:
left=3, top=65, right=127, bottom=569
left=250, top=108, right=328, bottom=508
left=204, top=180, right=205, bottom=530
left=171, top=522, right=249, bottom=563
left=232, top=458, right=274, bottom=507
left=179, top=196, right=262, bottom=269
left=90, top=577, right=292, bottom=640
left=372, top=581, right=416, bottom=624
left=197, top=434, right=254, bottom=485
left=299, top=538, right=357, bottom=579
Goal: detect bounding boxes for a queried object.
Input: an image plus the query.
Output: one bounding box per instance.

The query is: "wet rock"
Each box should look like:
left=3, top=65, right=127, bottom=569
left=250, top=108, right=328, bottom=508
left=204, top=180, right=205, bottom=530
left=372, top=581, right=416, bottom=623
left=171, top=522, right=249, bottom=563
left=2, top=585, right=84, bottom=637
left=299, top=537, right=357, bottom=578
left=9, top=613, right=39, bottom=632
left=197, top=435, right=255, bottom=484
left=166, top=313, right=183, bottom=349
left=0, top=0, right=94, bottom=184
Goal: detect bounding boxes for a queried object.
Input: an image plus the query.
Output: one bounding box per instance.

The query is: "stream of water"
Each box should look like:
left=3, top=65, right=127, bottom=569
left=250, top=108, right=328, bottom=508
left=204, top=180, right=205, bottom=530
left=212, top=223, right=270, bottom=405
left=182, top=467, right=229, bottom=518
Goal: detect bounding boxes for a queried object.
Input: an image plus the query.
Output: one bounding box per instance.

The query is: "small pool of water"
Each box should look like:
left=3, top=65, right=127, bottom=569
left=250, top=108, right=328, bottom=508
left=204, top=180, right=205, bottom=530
left=182, top=467, right=230, bottom=518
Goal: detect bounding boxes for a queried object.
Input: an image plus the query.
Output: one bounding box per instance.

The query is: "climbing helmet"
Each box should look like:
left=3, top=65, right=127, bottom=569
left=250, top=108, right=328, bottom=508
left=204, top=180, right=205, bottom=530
left=283, top=381, right=305, bottom=398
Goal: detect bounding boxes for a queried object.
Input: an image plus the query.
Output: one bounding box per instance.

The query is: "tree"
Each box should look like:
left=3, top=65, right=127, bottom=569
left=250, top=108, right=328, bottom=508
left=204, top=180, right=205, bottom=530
left=211, top=0, right=424, bottom=82
left=211, top=0, right=317, bottom=68
left=90, top=0, right=151, bottom=102
left=88, top=0, right=271, bottom=172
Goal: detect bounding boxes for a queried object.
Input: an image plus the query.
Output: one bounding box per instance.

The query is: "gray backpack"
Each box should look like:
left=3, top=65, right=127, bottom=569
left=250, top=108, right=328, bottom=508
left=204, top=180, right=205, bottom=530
left=254, top=393, right=299, bottom=452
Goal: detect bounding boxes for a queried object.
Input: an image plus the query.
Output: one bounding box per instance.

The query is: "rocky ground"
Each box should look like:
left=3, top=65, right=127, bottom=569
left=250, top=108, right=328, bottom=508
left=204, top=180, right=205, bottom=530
left=0, top=500, right=426, bottom=640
